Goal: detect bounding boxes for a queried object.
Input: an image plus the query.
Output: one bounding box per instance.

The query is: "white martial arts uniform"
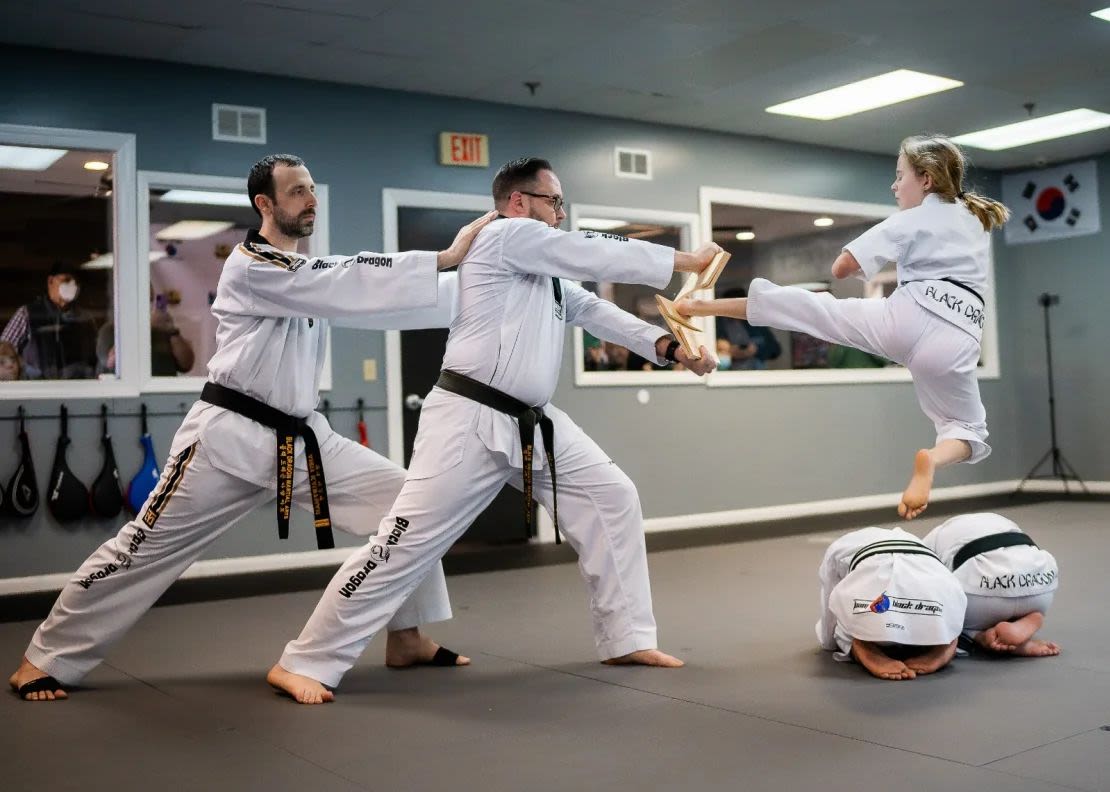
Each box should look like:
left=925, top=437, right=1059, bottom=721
left=747, top=193, right=992, bottom=462
left=26, top=231, right=461, bottom=685
left=923, top=513, right=1058, bottom=636
left=279, top=218, right=678, bottom=687
left=817, top=527, right=967, bottom=661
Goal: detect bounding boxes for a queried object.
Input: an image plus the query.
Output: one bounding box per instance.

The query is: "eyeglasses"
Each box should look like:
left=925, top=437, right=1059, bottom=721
left=520, top=191, right=565, bottom=212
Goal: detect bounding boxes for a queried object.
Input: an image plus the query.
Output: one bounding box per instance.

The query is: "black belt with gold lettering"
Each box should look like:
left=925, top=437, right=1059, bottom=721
left=200, top=382, right=334, bottom=549
left=435, top=370, right=560, bottom=544
left=952, top=532, right=1036, bottom=571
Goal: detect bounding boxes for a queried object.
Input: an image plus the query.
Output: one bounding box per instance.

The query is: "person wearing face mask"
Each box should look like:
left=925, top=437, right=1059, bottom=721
left=1, top=261, right=99, bottom=379
left=678, top=135, right=1008, bottom=520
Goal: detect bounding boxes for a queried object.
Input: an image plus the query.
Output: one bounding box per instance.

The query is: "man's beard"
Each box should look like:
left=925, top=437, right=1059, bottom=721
left=274, top=205, right=315, bottom=238
left=527, top=206, right=554, bottom=227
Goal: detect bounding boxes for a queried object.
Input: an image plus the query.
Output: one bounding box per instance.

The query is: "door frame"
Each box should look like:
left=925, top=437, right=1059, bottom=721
left=382, top=188, right=493, bottom=465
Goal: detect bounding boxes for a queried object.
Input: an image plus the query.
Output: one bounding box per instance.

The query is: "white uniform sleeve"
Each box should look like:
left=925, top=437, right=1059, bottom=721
left=563, top=282, right=667, bottom=364
left=222, top=247, right=439, bottom=319
left=333, top=272, right=459, bottom=330
left=500, top=219, right=674, bottom=288
left=843, top=214, right=906, bottom=280
left=816, top=548, right=843, bottom=652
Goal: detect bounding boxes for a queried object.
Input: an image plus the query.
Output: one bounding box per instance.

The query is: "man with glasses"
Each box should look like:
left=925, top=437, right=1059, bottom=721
left=268, top=157, right=721, bottom=702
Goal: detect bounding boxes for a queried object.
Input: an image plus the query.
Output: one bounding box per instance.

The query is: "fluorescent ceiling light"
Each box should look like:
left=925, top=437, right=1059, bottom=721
left=160, top=189, right=251, bottom=207
left=578, top=218, right=628, bottom=231
left=0, top=145, right=68, bottom=171
left=1092, top=7, right=1110, bottom=22
left=735, top=230, right=755, bottom=241
left=766, top=69, right=962, bottom=120
left=82, top=251, right=167, bottom=270
left=952, top=108, right=1110, bottom=150
left=155, top=220, right=235, bottom=241
left=813, top=217, right=834, bottom=227
left=84, top=160, right=110, bottom=171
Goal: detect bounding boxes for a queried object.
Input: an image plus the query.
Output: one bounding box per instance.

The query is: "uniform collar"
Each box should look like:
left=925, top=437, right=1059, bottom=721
left=922, top=193, right=944, bottom=207
left=246, top=228, right=273, bottom=246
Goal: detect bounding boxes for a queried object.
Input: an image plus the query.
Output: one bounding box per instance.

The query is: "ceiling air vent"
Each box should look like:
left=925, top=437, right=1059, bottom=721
left=615, top=147, right=651, bottom=180
left=212, top=104, right=267, bottom=144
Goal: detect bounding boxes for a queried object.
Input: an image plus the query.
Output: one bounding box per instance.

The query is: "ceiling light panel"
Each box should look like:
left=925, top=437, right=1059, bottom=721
left=159, top=189, right=251, bottom=207
left=0, top=145, right=68, bottom=170
left=766, top=70, right=963, bottom=120
left=952, top=109, right=1110, bottom=150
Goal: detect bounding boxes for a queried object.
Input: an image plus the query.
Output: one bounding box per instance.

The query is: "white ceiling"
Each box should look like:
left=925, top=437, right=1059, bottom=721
left=4, top=0, right=1110, bottom=169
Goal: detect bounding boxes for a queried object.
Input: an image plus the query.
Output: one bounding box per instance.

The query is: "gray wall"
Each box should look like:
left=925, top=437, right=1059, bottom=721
left=993, top=153, right=1110, bottom=483
left=0, top=46, right=1098, bottom=577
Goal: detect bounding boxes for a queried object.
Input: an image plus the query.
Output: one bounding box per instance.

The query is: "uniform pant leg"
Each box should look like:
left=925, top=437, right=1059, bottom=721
left=524, top=422, right=657, bottom=660
left=747, top=278, right=917, bottom=362
left=903, top=318, right=991, bottom=462
left=278, top=435, right=511, bottom=688
left=293, top=432, right=453, bottom=631
left=26, top=441, right=270, bottom=684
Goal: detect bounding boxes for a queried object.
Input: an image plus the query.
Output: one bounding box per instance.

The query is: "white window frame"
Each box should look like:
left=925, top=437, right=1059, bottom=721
left=0, top=123, right=138, bottom=401
left=569, top=203, right=706, bottom=387
left=382, top=188, right=494, bottom=465
left=699, top=186, right=1001, bottom=387
left=137, top=171, right=333, bottom=393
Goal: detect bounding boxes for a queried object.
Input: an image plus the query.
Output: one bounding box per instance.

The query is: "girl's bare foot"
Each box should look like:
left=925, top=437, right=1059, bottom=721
left=904, top=640, right=957, bottom=675
left=974, top=613, right=1056, bottom=656
left=850, top=639, right=916, bottom=680
left=602, top=649, right=684, bottom=668
left=266, top=664, right=334, bottom=705
left=9, top=657, right=67, bottom=702
left=899, top=449, right=935, bottom=519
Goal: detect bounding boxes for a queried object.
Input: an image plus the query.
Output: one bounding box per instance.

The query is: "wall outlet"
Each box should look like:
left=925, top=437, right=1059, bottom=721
left=362, top=358, right=378, bottom=381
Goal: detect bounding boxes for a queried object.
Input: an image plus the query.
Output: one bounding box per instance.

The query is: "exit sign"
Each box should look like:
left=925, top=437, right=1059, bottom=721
left=439, top=132, right=489, bottom=167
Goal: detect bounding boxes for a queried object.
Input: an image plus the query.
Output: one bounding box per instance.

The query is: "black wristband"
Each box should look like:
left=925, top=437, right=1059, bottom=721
left=663, top=339, right=681, bottom=363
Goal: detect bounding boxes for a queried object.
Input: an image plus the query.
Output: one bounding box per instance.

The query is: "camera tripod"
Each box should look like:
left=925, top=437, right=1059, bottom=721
left=1016, top=293, right=1088, bottom=494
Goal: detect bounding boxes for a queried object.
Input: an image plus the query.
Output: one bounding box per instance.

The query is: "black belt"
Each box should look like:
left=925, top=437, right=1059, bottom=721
left=900, top=277, right=984, bottom=304
left=952, top=532, right=1036, bottom=571
left=849, top=539, right=941, bottom=572
left=200, top=382, right=334, bottom=550
left=435, top=370, right=560, bottom=544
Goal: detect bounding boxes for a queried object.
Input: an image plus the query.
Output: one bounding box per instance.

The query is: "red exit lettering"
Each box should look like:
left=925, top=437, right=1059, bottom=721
left=450, top=134, right=480, bottom=163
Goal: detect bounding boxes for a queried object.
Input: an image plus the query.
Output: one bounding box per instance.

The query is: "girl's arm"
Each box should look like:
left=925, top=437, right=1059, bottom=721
left=831, top=250, right=862, bottom=279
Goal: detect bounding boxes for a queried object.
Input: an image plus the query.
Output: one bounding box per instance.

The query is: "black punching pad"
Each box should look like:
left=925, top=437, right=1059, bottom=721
left=46, top=405, right=89, bottom=523
left=7, top=407, right=39, bottom=518
left=90, top=404, right=124, bottom=519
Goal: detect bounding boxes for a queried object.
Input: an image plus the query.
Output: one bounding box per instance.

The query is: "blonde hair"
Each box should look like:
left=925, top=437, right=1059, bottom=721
left=900, top=135, right=1010, bottom=231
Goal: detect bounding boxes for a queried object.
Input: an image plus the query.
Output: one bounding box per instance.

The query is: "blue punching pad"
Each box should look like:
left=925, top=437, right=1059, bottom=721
left=127, top=403, right=161, bottom=515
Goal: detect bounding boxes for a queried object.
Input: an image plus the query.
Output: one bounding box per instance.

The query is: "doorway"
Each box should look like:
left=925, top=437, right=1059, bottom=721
left=394, top=202, right=535, bottom=545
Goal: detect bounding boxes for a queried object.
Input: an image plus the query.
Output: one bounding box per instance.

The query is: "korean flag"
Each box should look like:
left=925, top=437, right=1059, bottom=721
left=1002, top=160, right=1100, bottom=245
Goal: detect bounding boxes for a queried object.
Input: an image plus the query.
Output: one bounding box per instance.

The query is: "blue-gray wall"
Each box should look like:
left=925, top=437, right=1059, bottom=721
left=993, top=153, right=1110, bottom=482
left=0, top=46, right=1102, bottom=578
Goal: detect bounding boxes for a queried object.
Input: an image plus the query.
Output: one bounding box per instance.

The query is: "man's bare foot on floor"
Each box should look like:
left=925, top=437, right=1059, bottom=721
left=904, top=640, right=957, bottom=675
left=384, top=627, right=470, bottom=668
left=898, top=449, right=934, bottom=519
left=603, top=649, right=684, bottom=668
left=266, top=664, right=334, bottom=704
left=9, top=657, right=67, bottom=701
left=851, top=639, right=916, bottom=680
left=1010, top=639, right=1061, bottom=657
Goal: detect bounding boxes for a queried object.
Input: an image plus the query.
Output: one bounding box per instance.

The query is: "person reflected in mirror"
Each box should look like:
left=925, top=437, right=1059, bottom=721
left=1, top=261, right=99, bottom=379
left=0, top=340, right=23, bottom=381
